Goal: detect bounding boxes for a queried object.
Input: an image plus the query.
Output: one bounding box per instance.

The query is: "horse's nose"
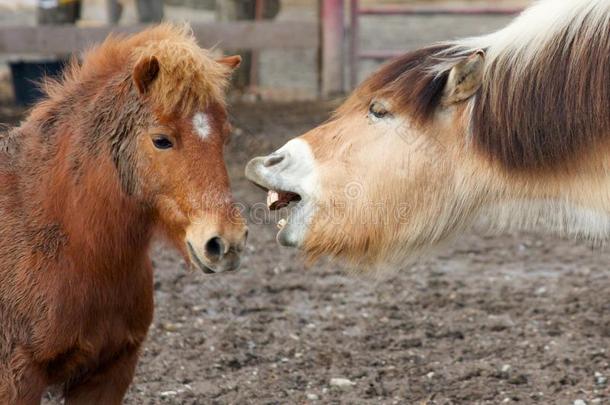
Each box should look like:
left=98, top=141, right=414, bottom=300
left=263, top=153, right=285, bottom=168
left=203, top=236, right=225, bottom=262
left=201, top=228, right=248, bottom=273
left=245, top=153, right=288, bottom=191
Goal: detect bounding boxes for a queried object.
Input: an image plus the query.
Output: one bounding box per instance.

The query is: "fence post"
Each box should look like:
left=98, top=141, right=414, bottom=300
left=107, top=0, right=122, bottom=24
left=320, top=0, right=344, bottom=98
left=349, top=0, right=358, bottom=89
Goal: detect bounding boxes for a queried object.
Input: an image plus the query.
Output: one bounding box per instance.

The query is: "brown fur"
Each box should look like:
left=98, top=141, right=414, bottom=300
left=0, top=24, right=244, bottom=403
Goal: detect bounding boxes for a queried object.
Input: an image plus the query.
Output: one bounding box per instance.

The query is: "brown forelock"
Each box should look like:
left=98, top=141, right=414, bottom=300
left=472, top=16, right=610, bottom=171
left=37, top=24, right=231, bottom=117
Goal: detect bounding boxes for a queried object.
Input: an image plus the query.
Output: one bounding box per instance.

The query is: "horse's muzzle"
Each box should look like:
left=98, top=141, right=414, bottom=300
left=245, top=138, right=319, bottom=249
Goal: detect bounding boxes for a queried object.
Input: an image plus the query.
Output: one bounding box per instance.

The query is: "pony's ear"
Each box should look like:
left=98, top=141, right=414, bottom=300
left=133, top=55, right=160, bottom=95
left=217, top=55, right=242, bottom=70
left=441, top=50, right=485, bottom=106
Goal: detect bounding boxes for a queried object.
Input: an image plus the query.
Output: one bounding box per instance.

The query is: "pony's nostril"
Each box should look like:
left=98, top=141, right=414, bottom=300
left=263, top=154, right=284, bottom=167
left=204, top=237, right=225, bottom=262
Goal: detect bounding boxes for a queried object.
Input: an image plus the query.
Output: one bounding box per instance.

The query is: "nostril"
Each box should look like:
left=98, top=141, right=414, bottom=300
left=204, top=237, right=225, bottom=262
left=263, top=153, right=284, bottom=167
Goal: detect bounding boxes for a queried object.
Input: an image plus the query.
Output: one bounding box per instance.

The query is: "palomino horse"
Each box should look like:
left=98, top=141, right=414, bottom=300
left=247, top=0, right=610, bottom=267
left=0, top=25, right=247, bottom=403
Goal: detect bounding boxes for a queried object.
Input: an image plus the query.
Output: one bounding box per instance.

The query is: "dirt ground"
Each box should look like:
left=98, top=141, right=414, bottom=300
left=2, top=100, right=609, bottom=405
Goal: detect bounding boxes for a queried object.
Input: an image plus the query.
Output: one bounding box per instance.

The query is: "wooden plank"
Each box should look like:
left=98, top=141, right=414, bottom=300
left=320, top=0, right=344, bottom=97
left=349, top=0, right=359, bottom=89
left=0, top=21, right=318, bottom=55
left=357, top=6, right=523, bottom=16
left=191, top=21, right=318, bottom=50
left=359, top=49, right=404, bottom=60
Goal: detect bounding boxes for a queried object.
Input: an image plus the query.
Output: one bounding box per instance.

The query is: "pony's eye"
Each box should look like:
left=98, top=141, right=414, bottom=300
left=369, top=102, right=390, bottom=119
left=152, top=135, right=173, bottom=150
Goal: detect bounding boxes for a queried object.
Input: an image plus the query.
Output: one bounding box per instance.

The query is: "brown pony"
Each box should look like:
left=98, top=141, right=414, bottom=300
left=0, top=24, right=247, bottom=403
left=246, top=0, right=610, bottom=268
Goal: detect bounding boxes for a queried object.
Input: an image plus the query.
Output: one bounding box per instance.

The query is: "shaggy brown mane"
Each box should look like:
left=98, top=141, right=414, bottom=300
left=35, top=24, right=230, bottom=120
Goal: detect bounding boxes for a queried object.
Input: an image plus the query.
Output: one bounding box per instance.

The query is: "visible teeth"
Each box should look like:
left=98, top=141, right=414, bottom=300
left=267, top=190, right=279, bottom=209
left=277, top=218, right=287, bottom=230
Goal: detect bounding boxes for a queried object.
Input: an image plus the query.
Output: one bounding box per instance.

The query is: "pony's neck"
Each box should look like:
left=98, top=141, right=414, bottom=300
left=25, top=128, right=154, bottom=273
left=16, top=66, right=156, bottom=273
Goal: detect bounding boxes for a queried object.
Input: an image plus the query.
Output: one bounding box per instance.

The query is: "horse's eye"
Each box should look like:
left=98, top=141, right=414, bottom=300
left=152, top=135, right=173, bottom=150
left=369, top=102, right=389, bottom=119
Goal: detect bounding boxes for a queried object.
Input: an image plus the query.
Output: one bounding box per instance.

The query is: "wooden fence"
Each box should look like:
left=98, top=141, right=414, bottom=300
left=0, top=1, right=528, bottom=98
left=0, top=21, right=318, bottom=54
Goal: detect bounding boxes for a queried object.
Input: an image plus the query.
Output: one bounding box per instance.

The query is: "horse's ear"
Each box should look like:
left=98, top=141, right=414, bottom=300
left=441, top=50, right=485, bottom=106
left=217, top=55, right=242, bottom=70
left=133, top=55, right=160, bottom=95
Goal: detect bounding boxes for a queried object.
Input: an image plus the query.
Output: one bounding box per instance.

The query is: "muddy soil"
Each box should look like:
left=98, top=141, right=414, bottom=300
left=3, top=102, right=609, bottom=404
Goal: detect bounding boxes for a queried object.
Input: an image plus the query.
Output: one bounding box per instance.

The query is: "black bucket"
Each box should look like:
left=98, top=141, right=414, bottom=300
left=9, top=60, right=67, bottom=106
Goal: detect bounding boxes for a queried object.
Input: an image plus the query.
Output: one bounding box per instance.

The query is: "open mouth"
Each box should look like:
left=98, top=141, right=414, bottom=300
left=245, top=140, right=318, bottom=248
left=253, top=184, right=309, bottom=246
left=267, top=190, right=302, bottom=228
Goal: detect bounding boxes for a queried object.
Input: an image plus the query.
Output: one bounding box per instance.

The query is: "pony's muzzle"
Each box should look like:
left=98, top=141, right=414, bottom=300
left=186, top=227, right=247, bottom=274
left=201, top=235, right=242, bottom=272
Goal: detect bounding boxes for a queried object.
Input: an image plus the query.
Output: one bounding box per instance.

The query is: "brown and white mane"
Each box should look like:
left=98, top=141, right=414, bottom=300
left=350, top=0, right=610, bottom=170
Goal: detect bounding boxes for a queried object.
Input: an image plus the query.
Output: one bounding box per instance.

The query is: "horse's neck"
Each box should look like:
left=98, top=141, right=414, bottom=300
left=474, top=151, right=610, bottom=241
